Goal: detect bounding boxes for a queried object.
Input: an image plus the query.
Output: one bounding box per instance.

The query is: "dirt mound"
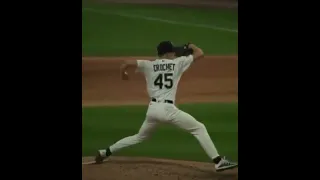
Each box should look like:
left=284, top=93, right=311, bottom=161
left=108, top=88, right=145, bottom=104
left=82, top=156, right=238, bottom=180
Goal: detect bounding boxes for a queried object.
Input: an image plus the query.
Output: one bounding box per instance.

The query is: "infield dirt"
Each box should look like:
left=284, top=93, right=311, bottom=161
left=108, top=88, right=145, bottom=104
left=82, top=56, right=238, bottom=180
left=82, top=56, right=238, bottom=106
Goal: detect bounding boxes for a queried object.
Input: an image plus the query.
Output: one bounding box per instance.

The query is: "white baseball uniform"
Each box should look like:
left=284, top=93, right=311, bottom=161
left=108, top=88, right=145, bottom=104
left=109, top=55, right=219, bottom=159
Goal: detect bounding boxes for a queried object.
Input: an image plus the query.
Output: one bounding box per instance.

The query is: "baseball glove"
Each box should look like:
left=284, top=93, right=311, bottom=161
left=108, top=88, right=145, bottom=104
left=174, top=43, right=194, bottom=57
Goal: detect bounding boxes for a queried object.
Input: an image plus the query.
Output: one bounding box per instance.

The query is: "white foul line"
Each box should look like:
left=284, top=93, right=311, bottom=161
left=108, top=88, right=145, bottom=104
left=82, top=159, right=109, bottom=165
left=83, top=8, right=238, bottom=33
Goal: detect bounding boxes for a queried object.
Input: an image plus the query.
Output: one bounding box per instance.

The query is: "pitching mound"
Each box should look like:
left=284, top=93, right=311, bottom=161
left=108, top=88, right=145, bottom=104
left=82, top=156, right=238, bottom=180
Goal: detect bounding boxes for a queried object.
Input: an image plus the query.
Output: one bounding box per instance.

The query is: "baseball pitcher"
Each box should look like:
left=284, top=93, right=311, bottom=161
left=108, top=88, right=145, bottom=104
left=95, top=41, right=238, bottom=172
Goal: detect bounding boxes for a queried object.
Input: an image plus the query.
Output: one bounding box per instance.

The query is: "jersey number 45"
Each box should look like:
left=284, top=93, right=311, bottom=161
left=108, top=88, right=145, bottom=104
left=154, top=73, right=173, bottom=89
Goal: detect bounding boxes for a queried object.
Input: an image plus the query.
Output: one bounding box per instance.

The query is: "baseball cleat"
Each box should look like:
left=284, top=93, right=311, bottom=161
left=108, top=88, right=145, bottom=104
left=95, top=149, right=107, bottom=164
left=215, top=157, right=238, bottom=172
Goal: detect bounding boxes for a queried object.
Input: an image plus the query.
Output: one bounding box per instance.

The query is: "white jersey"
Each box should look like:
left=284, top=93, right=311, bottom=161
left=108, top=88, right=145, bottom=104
left=136, top=55, right=194, bottom=102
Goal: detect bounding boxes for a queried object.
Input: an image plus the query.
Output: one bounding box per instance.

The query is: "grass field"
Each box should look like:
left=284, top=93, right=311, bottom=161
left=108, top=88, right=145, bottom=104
left=82, top=1, right=238, bottom=163
left=83, top=103, right=238, bottom=162
left=82, top=2, right=238, bottom=56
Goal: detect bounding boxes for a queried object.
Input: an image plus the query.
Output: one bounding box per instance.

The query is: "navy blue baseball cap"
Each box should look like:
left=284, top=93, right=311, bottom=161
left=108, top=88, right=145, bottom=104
left=157, top=41, right=175, bottom=56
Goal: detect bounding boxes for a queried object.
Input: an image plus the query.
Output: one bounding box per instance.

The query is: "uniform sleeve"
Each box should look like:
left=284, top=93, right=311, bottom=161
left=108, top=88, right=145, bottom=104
left=136, top=60, right=149, bottom=73
left=177, top=55, right=194, bottom=72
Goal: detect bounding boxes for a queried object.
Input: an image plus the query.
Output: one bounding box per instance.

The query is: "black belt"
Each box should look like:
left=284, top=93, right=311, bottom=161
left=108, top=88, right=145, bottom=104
left=151, top=98, right=173, bottom=104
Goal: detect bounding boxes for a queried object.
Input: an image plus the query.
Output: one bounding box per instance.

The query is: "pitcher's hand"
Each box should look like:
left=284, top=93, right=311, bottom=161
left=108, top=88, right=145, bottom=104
left=121, top=71, right=129, bottom=80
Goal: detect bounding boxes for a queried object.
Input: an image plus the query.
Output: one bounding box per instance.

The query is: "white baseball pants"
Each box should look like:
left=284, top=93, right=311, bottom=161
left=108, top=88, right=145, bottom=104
left=109, top=101, right=220, bottom=159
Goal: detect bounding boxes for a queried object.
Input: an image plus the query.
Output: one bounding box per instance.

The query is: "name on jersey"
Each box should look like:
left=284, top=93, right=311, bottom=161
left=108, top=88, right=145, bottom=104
left=153, top=63, right=175, bottom=72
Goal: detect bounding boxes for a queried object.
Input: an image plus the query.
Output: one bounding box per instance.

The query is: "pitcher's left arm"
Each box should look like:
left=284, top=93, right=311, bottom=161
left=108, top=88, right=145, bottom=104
left=120, top=60, right=148, bottom=80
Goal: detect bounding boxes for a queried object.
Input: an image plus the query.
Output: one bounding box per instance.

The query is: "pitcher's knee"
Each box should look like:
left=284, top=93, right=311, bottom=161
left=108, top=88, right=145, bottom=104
left=134, top=134, right=149, bottom=143
left=198, top=123, right=206, bottom=130
left=191, top=122, right=207, bottom=135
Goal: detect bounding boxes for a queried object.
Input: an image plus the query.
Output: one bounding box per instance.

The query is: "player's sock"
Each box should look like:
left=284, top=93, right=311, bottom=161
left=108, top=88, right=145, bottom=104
left=212, top=156, right=222, bottom=164
left=106, top=147, right=112, bottom=156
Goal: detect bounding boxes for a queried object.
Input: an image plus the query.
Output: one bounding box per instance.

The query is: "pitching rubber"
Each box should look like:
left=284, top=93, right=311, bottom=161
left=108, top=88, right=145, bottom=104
left=82, top=159, right=109, bottom=165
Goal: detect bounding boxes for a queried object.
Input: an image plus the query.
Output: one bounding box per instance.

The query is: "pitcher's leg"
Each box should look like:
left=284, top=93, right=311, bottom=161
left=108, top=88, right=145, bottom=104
left=95, top=117, right=158, bottom=163
left=109, top=117, right=158, bottom=153
left=171, top=110, right=238, bottom=171
left=171, top=110, right=219, bottom=160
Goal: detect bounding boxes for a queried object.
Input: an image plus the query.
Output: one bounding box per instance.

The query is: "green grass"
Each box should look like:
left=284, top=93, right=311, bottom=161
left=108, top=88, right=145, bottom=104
left=82, top=2, right=238, bottom=56
left=82, top=103, right=238, bottom=162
